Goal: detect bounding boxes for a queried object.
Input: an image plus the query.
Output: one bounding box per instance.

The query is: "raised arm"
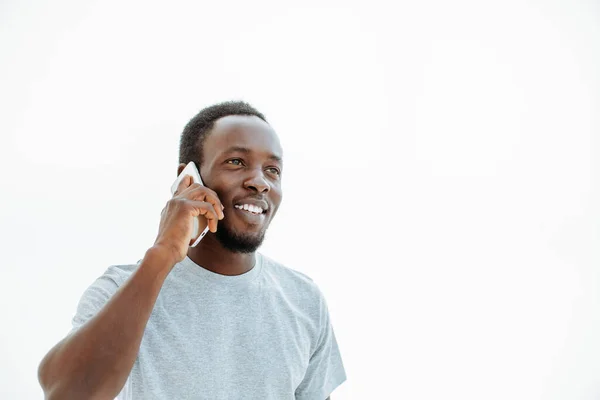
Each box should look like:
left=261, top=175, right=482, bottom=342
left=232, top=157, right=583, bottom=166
left=37, top=176, right=224, bottom=400
left=38, top=247, right=174, bottom=399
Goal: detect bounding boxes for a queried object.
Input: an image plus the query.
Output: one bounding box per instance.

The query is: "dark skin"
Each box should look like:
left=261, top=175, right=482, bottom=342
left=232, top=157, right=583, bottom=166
left=38, top=115, right=334, bottom=399
left=178, top=114, right=283, bottom=275
left=177, top=117, right=333, bottom=399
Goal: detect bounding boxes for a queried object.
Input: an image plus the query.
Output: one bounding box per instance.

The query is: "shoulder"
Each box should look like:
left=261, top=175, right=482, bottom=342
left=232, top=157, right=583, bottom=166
left=96, top=262, right=140, bottom=287
left=260, top=253, right=317, bottom=286
left=70, top=262, right=140, bottom=333
left=259, top=253, right=326, bottom=305
left=79, top=262, right=139, bottom=298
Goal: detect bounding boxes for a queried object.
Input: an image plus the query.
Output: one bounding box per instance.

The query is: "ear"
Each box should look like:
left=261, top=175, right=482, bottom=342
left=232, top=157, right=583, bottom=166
left=177, top=163, right=187, bottom=176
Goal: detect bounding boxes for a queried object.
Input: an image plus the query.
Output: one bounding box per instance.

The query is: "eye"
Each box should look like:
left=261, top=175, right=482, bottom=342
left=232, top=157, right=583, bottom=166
left=226, top=158, right=245, bottom=166
left=266, top=167, right=281, bottom=176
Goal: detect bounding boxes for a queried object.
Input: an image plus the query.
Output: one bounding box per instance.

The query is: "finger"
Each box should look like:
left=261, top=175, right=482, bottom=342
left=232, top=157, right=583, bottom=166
left=175, top=175, right=194, bottom=195
left=186, top=186, right=225, bottom=220
left=208, top=218, right=217, bottom=233
left=189, top=201, right=220, bottom=232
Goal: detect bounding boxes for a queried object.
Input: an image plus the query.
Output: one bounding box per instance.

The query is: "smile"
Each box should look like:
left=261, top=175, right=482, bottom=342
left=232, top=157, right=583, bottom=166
left=234, top=204, right=266, bottom=215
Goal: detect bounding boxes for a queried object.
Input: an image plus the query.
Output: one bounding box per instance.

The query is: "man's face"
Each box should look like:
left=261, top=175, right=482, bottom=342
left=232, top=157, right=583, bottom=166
left=198, top=115, right=283, bottom=253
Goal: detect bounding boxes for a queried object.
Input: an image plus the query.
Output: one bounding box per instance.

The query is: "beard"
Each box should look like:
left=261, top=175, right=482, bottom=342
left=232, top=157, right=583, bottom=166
left=214, top=221, right=266, bottom=253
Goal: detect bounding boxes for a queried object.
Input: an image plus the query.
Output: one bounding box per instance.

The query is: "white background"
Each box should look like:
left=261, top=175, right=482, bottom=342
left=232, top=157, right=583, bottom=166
left=1, top=0, right=599, bottom=399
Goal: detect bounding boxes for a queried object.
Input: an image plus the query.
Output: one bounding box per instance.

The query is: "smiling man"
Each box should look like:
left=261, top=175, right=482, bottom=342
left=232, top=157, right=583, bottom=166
left=38, top=101, right=346, bottom=400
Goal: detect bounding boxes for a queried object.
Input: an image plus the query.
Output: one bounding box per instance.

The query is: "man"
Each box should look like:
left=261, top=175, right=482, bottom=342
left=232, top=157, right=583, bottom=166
left=37, top=101, right=346, bottom=399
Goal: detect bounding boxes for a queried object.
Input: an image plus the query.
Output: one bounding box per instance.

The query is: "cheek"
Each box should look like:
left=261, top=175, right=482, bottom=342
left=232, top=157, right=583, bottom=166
left=271, top=183, right=282, bottom=200
left=270, top=191, right=282, bottom=212
left=210, top=185, right=230, bottom=205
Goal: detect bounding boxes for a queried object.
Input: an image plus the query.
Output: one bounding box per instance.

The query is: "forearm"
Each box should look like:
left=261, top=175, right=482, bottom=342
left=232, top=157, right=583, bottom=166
left=38, top=246, right=175, bottom=400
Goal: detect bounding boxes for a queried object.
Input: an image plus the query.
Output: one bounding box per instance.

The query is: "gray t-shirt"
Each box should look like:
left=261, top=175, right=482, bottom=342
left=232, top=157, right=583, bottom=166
left=71, top=252, right=346, bottom=399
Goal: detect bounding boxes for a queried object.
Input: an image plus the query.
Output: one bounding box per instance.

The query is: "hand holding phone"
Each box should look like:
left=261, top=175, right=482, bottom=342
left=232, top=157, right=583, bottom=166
left=154, top=162, right=224, bottom=263
left=169, top=162, right=212, bottom=247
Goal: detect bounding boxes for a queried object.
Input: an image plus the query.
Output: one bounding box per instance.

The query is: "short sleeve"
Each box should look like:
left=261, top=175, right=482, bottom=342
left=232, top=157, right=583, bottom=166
left=69, top=267, right=124, bottom=334
left=295, top=293, right=347, bottom=400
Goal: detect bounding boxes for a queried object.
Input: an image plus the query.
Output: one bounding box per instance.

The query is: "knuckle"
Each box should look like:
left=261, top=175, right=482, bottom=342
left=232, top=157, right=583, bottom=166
left=169, top=198, right=185, bottom=207
left=201, top=186, right=217, bottom=196
left=170, top=198, right=192, bottom=212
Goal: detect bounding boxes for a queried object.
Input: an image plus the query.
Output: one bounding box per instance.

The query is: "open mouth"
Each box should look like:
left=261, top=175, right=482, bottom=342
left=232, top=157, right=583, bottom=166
left=234, top=203, right=268, bottom=215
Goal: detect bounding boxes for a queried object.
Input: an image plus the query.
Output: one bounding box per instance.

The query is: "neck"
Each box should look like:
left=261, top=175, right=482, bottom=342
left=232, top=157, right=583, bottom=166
left=186, top=234, right=256, bottom=276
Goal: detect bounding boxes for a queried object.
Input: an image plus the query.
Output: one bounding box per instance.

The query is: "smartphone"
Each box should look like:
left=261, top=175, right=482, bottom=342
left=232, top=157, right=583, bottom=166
left=170, top=161, right=210, bottom=247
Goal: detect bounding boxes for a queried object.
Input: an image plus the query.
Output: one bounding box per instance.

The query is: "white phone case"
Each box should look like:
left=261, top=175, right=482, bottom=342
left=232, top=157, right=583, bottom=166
left=170, top=161, right=210, bottom=247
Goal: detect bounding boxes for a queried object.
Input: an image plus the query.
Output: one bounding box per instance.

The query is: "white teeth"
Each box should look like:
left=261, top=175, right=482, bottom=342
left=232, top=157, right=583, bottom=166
left=235, top=204, right=265, bottom=215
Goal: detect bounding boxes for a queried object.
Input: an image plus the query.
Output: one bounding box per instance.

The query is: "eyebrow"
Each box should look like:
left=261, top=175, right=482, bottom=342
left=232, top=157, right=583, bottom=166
left=223, top=146, right=283, bottom=163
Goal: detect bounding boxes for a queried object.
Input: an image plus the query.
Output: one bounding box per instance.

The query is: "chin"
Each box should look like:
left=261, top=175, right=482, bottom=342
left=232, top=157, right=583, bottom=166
left=214, top=223, right=266, bottom=254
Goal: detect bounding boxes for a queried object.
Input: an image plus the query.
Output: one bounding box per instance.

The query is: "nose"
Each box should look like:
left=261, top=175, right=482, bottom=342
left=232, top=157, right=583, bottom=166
left=243, top=170, right=270, bottom=194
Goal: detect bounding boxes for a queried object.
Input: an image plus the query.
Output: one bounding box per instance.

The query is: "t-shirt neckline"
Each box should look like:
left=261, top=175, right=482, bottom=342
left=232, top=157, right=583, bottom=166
left=178, top=253, right=263, bottom=287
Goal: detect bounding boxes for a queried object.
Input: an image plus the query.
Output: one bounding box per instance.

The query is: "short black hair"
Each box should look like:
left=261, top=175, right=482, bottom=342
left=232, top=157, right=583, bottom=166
left=179, top=100, right=267, bottom=167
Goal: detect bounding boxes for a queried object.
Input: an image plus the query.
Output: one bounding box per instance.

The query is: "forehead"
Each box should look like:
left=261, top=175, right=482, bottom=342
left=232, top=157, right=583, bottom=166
left=202, top=115, right=282, bottom=162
